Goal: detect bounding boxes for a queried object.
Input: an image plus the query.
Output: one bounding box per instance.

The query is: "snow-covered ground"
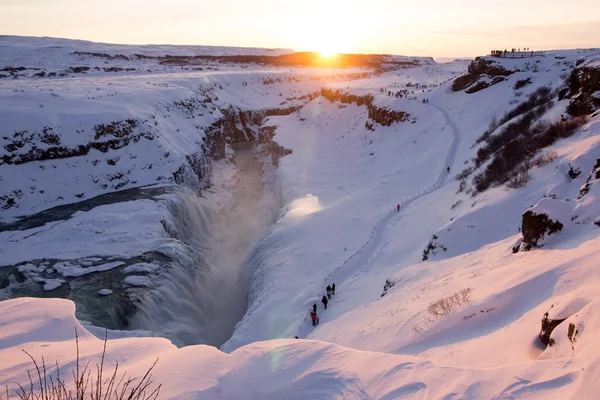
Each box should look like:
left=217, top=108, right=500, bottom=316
left=2, top=36, right=600, bottom=398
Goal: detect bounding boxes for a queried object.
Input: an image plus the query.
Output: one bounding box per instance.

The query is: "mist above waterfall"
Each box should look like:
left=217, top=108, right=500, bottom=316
left=128, top=143, right=281, bottom=347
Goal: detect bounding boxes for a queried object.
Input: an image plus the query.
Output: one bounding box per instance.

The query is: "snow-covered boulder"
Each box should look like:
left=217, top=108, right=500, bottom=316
left=540, top=299, right=600, bottom=359
left=521, top=198, right=572, bottom=250
left=43, top=279, right=65, bottom=291
left=123, top=275, right=152, bottom=287
left=98, top=289, right=113, bottom=296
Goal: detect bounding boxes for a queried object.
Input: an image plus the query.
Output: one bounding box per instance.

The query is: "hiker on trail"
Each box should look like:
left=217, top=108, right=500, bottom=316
left=326, top=285, right=332, bottom=299
left=447, top=167, right=450, bottom=173
left=322, top=295, right=328, bottom=310
left=313, top=303, right=317, bottom=313
left=332, top=283, right=336, bottom=295
left=295, top=336, right=299, bottom=339
left=397, top=204, right=400, bottom=212
left=310, top=311, right=318, bottom=326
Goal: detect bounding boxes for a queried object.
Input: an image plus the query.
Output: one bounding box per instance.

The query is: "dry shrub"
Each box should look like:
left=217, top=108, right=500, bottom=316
left=532, top=151, right=558, bottom=167
left=1, top=329, right=161, bottom=400
left=427, top=288, right=472, bottom=318
left=507, top=170, right=532, bottom=189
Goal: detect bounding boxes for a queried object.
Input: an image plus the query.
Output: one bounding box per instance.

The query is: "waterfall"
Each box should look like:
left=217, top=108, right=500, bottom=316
left=128, top=143, right=282, bottom=347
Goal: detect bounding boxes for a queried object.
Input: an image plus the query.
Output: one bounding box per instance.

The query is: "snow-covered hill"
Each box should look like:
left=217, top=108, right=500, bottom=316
left=2, top=37, right=600, bottom=399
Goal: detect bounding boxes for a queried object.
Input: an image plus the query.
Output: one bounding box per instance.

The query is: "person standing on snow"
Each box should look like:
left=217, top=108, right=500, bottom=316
left=326, top=285, right=332, bottom=299
left=322, top=295, right=328, bottom=310
left=332, top=283, right=336, bottom=295
left=312, top=303, right=317, bottom=313
left=310, top=311, right=318, bottom=326
left=397, top=204, right=400, bottom=212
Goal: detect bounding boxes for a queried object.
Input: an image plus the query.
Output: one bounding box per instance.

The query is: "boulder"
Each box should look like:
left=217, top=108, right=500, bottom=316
left=521, top=198, right=571, bottom=250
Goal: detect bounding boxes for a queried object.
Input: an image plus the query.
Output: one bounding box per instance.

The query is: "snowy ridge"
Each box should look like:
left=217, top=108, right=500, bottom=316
left=0, top=35, right=295, bottom=64
left=1, top=295, right=600, bottom=398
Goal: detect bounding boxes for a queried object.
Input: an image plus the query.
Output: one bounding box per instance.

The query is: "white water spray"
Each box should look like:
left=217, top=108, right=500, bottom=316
left=129, top=143, right=281, bottom=347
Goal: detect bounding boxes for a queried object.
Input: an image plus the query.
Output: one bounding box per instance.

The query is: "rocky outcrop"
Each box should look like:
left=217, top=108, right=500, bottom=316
left=1, top=120, right=153, bottom=165
left=172, top=152, right=212, bottom=191
left=521, top=209, right=564, bottom=250
left=367, top=105, right=409, bottom=126
left=257, top=126, right=292, bottom=167
left=452, top=58, right=514, bottom=93
left=567, top=63, right=600, bottom=116
left=514, top=77, right=532, bottom=90
left=320, top=87, right=409, bottom=126
left=578, top=158, right=600, bottom=198
left=539, top=312, right=566, bottom=346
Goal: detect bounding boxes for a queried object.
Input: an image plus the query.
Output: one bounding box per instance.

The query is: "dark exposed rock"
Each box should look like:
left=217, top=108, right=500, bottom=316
left=2, top=120, right=151, bottom=165
left=422, top=234, right=447, bottom=261
left=567, top=65, right=600, bottom=116
left=539, top=312, right=566, bottom=346
left=577, top=158, right=600, bottom=198
left=465, top=80, right=490, bottom=94
left=72, top=51, right=130, bottom=61
left=452, top=58, right=515, bottom=92
left=320, top=87, right=409, bottom=126
left=68, top=66, right=90, bottom=74
left=514, top=77, right=532, bottom=90
left=568, top=163, right=582, bottom=180
left=257, top=126, right=292, bottom=167
left=94, top=119, right=138, bottom=140
left=521, top=211, right=563, bottom=250
left=367, top=104, right=408, bottom=125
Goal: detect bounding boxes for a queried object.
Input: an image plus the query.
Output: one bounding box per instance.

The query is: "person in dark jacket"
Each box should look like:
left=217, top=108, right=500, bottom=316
left=332, top=283, right=336, bottom=295
left=326, top=285, right=332, bottom=299
left=322, top=295, right=328, bottom=310
left=397, top=204, right=400, bottom=212
left=312, top=303, right=317, bottom=313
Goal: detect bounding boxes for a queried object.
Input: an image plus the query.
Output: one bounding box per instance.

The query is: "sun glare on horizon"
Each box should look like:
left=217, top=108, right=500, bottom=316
left=319, top=49, right=338, bottom=58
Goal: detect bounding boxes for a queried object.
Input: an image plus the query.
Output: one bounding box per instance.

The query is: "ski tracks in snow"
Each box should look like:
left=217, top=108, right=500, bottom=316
left=300, top=102, right=461, bottom=335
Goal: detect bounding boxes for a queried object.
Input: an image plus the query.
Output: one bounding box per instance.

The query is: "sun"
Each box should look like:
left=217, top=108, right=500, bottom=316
left=319, top=49, right=339, bottom=58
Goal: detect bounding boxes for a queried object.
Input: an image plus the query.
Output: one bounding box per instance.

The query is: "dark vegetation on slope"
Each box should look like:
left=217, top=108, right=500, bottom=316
left=475, top=86, right=555, bottom=145
left=469, top=85, right=587, bottom=193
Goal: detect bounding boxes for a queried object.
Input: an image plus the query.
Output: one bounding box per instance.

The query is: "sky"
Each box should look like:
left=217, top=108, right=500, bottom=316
left=1, top=0, right=599, bottom=57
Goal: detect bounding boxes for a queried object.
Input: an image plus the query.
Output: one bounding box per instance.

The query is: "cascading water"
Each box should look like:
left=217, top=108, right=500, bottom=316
left=128, top=143, right=281, bottom=347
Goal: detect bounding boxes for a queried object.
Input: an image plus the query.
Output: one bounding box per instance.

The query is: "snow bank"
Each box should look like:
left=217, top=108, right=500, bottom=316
left=1, top=297, right=600, bottom=399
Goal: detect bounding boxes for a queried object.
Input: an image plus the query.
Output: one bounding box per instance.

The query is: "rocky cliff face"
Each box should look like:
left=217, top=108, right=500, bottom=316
left=320, top=87, right=410, bottom=126
left=452, top=58, right=514, bottom=93
left=567, top=62, right=600, bottom=116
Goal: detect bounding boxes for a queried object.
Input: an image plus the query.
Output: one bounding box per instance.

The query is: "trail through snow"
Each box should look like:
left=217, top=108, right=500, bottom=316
left=297, top=101, right=461, bottom=336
